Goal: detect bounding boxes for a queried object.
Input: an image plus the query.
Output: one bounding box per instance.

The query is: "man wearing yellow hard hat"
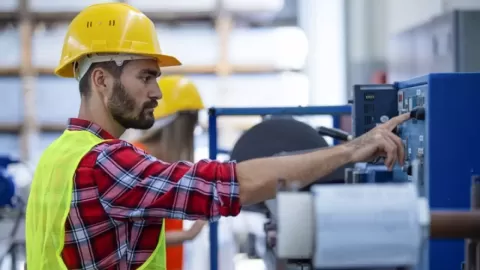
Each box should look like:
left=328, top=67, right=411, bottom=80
left=132, top=76, right=206, bottom=270
left=25, top=2, right=410, bottom=270
left=133, top=75, right=204, bottom=161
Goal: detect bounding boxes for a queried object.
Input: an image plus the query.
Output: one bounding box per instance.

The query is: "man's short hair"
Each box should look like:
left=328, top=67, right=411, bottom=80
left=78, top=61, right=126, bottom=97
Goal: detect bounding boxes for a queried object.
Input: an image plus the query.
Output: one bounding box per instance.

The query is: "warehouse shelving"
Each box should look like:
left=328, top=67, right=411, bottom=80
left=0, top=64, right=299, bottom=77
left=0, top=0, right=297, bottom=160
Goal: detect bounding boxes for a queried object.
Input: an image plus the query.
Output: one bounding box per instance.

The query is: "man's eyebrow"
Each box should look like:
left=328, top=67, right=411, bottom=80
left=140, top=69, right=161, bottom=77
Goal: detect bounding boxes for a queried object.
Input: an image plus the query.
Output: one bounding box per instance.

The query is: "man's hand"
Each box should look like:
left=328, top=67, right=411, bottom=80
left=186, top=220, right=207, bottom=240
left=345, top=113, right=411, bottom=170
left=165, top=220, right=208, bottom=246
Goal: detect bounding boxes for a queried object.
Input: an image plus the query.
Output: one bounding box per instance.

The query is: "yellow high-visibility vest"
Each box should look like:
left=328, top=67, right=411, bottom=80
left=25, top=129, right=166, bottom=269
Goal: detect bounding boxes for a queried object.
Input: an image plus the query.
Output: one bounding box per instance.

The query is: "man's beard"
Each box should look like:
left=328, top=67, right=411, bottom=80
left=107, top=80, right=157, bottom=130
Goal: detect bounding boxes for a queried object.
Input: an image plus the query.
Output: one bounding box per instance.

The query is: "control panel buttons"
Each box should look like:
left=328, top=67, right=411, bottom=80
left=410, top=106, right=425, bottom=120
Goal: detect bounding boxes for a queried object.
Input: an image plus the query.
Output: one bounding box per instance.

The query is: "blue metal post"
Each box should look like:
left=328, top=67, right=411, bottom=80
left=208, top=109, right=219, bottom=270
left=212, top=105, right=350, bottom=116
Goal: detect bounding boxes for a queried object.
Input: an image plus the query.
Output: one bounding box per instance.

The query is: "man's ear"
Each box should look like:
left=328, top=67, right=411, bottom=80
left=91, top=68, right=109, bottom=94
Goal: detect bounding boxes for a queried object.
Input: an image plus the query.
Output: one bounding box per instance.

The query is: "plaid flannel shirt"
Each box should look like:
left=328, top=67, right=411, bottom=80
left=61, top=118, right=241, bottom=269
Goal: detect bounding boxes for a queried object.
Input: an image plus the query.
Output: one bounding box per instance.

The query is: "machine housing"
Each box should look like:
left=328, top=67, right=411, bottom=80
left=350, top=73, right=480, bottom=270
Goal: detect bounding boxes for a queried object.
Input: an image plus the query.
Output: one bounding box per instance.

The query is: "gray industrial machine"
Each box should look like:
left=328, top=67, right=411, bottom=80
left=388, top=10, right=480, bottom=82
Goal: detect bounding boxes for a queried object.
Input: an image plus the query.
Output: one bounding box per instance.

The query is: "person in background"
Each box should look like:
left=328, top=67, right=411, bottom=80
left=25, top=3, right=410, bottom=269
left=131, top=75, right=206, bottom=270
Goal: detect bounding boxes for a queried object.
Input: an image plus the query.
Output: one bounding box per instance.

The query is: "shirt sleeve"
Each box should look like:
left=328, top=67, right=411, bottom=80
left=93, top=141, right=241, bottom=223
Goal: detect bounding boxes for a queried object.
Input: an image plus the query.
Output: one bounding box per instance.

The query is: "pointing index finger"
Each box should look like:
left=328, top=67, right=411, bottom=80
left=382, top=113, right=411, bottom=130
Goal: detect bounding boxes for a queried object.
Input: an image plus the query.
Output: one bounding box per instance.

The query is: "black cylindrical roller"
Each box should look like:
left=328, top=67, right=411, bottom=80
left=230, top=118, right=328, bottom=162
left=230, top=118, right=351, bottom=213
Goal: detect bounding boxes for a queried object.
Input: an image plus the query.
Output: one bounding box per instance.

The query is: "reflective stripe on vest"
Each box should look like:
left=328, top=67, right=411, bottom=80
left=25, top=130, right=166, bottom=269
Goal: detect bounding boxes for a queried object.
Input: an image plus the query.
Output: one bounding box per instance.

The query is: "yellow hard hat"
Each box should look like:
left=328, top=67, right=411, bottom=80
left=154, top=76, right=205, bottom=120
left=54, top=3, right=181, bottom=78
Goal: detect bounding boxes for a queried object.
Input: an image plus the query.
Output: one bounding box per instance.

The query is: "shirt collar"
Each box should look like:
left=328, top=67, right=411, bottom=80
left=67, top=118, right=116, bottom=140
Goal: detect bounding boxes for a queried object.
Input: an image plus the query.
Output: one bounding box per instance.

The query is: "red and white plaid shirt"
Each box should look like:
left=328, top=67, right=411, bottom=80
left=61, top=118, right=241, bottom=269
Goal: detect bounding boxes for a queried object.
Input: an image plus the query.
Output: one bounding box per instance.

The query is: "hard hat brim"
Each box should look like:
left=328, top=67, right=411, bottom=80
left=54, top=52, right=182, bottom=78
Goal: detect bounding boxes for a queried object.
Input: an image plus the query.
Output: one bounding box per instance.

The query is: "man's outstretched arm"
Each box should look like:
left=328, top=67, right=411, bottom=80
left=235, top=113, right=411, bottom=205
left=93, top=140, right=349, bottom=222
left=94, top=112, right=410, bottom=222
left=94, top=141, right=240, bottom=222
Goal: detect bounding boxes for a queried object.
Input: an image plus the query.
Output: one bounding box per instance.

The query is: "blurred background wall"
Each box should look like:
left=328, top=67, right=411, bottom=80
left=1, top=0, right=479, bottom=163
left=1, top=0, right=480, bottom=269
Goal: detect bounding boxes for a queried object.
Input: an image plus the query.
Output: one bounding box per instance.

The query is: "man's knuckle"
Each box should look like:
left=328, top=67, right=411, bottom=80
left=374, top=131, right=384, bottom=139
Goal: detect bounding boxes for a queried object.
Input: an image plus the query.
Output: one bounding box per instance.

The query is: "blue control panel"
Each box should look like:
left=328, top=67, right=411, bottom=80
left=350, top=73, right=480, bottom=270
left=396, top=73, right=480, bottom=270
left=352, top=84, right=399, bottom=137
left=397, top=84, right=427, bottom=196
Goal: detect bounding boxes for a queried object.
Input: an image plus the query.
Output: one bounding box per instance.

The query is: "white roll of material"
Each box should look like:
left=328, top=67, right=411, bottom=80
left=312, top=183, right=428, bottom=269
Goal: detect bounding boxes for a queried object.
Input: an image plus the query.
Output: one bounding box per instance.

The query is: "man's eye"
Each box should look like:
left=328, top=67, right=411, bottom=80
left=143, top=76, right=153, bottom=83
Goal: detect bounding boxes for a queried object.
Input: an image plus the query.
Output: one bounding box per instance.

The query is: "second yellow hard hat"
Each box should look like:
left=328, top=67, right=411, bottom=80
left=154, top=76, right=205, bottom=120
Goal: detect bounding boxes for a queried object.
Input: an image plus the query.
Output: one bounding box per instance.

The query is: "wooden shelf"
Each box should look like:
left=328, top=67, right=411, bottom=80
left=0, top=123, right=22, bottom=133
left=30, top=65, right=220, bottom=76
left=0, top=11, right=18, bottom=21
left=0, top=66, right=218, bottom=76
left=0, top=68, right=21, bottom=76
left=0, top=3, right=298, bottom=159
left=40, top=123, right=66, bottom=132
left=0, top=123, right=66, bottom=133
left=0, top=10, right=295, bottom=27
left=0, top=65, right=301, bottom=77
left=0, top=10, right=216, bottom=24
left=0, top=121, right=274, bottom=134
left=33, top=11, right=215, bottom=24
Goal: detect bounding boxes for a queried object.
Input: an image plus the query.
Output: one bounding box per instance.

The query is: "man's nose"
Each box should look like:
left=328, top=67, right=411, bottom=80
left=150, top=84, right=162, bottom=100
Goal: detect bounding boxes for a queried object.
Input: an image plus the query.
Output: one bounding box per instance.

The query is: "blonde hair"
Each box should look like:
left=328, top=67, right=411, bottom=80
left=140, top=112, right=198, bottom=162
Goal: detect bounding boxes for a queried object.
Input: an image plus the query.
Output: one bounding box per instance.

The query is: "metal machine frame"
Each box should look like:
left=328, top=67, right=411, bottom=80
left=396, top=73, right=480, bottom=270
left=339, top=73, right=480, bottom=269
left=207, top=105, right=351, bottom=270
